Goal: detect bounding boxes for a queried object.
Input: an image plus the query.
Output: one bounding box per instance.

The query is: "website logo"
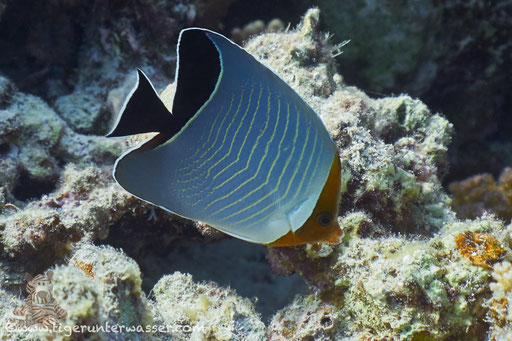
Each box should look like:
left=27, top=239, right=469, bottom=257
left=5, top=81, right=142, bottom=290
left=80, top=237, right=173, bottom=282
left=8, top=270, right=66, bottom=329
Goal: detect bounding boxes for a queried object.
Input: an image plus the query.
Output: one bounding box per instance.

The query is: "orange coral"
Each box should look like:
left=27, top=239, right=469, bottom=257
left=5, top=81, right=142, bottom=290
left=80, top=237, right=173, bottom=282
left=449, top=167, right=512, bottom=221
left=454, top=231, right=505, bottom=269
left=72, top=258, right=95, bottom=278
left=488, top=298, right=508, bottom=328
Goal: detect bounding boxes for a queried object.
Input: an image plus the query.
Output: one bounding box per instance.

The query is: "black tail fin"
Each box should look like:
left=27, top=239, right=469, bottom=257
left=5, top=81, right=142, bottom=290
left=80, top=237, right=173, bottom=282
left=107, top=69, right=172, bottom=137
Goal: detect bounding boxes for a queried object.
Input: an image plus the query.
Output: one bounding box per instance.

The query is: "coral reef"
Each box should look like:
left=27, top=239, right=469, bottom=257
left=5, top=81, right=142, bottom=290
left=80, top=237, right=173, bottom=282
left=0, top=244, right=268, bottom=340
left=450, top=167, right=512, bottom=221
left=0, top=0, right=238, bottom=142
left=316, top=0, right=512, bottom=182
left=1, top=164, right=130, bottom=262
left=0, top=244, right=153, bottom=340
left=54, top=93, right=105, bottom=134
left=0, top=75, right=121, bottom=203
left=245, top=8, right=454, bottom=235
left=268, top=215, right=509, bottom=340
left=485, top=222, right=512, bottom=340
left=0, top=6, right=509, bottom=341
left=425, top=1, right=512, bottom=182
left=0, top=0, right=193, bottom=97
left=230, top=18, right=285, bottom=44
left=318, top=0, right=444, bottom=95
left=245, top=9, right=509, bottom=340
left=152, top=272, right=265, bottom=340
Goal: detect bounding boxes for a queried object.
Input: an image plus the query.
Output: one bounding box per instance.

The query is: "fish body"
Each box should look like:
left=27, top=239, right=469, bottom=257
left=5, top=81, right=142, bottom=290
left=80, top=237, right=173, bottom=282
left=108, top=28, right=342, bottom=246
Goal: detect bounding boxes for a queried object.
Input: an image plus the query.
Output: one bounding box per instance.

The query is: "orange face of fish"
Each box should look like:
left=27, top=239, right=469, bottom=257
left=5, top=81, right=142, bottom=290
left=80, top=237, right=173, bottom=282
left=267, top=155, right=343, bottom=246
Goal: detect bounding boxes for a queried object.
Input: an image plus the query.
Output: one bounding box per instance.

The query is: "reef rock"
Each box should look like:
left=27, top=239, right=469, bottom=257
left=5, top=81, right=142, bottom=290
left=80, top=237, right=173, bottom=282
left=152, top=272, right=265, bottom=340
left=0, top=244, right=153, bottom=340
left=247, top=8, right=508, bottom=340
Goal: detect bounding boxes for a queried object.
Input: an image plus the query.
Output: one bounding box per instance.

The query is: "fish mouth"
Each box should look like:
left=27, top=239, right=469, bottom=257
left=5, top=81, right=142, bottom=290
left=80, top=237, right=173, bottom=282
left=324, top=225, right=344, bottom=244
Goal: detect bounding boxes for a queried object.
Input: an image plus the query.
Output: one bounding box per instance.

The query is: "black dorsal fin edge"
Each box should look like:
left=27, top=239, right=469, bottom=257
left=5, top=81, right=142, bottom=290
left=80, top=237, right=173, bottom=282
left=107, top=69, right=173, bottom=138
left=169, top=29, right=221, bottom=132
left=107, top=28, right=221, bottom=140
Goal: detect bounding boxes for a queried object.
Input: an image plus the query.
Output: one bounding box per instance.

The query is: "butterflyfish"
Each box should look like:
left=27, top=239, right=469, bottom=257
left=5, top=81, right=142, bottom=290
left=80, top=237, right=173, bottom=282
left=108, top=28, right=343, bottom=246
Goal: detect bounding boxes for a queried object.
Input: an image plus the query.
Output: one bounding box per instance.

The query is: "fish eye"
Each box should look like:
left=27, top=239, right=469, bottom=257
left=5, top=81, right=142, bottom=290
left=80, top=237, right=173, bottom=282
left=316, top=211, right=332, bottom=226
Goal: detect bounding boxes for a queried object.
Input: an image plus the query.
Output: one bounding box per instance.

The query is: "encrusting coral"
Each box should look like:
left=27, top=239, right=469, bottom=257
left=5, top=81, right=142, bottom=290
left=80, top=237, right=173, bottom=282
left=0, top=6, right=510, bottom=341
left=455, top=231, right=506, bottom=269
